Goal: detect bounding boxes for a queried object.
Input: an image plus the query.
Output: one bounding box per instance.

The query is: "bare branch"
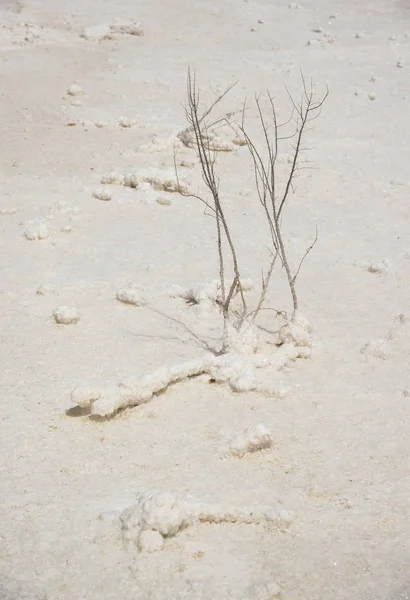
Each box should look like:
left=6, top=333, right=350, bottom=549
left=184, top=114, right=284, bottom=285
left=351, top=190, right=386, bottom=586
left=177, top=68, right=327, bottom=340
left=241, top=75, right=328, bottom=319
left=291, top=227, right=318, bottom=285
left=181, top=69, right=247, bottom=345
left=250, top=251, right=278, bottom=323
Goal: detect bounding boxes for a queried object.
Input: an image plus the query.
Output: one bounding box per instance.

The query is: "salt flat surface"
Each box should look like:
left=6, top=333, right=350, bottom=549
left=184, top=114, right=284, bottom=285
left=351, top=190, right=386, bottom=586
left=0, top=0, right=409, bottom=598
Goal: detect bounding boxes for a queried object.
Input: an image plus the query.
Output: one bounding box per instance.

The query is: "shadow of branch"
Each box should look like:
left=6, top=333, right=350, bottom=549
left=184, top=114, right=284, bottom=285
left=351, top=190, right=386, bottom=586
left=133, top=305, right=221, bottom=355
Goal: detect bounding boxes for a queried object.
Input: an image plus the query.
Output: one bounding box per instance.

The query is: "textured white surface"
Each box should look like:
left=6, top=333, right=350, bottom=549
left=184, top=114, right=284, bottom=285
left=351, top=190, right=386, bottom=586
left=24, top=221, right=49, bottom=240
left=119, top=490, right=292, bottom=551
left=93, top=187, right=112, bottom=201
left=1, top=0, right=409, bottom=598
left=71, top=342, right=306, bottom=417
left=116, top=287, right=146, bottom=306
left=52, top=306, right=80, bottom=325
left=229, top=424, right=273, bottom=458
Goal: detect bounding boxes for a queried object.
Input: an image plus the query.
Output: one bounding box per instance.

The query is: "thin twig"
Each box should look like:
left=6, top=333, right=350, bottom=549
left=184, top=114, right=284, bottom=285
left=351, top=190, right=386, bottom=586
left=291, top=227, right=318, bottom=285
left=242, top=76, right=328, bottom=320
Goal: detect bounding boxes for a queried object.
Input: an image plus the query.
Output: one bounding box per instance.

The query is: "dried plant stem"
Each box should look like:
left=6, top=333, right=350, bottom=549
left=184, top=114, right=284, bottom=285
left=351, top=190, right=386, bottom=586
left=240, top=77, right=328, bottom=320
left=182, top=69, right=246, bottom=346
left=176, top=69, right=327, bottom=349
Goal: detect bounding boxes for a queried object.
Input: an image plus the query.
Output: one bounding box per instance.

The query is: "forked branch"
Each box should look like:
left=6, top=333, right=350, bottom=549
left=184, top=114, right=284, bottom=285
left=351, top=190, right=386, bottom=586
left=240, top=77, right=328, bottom=319
left=180, top=69, right=246, bottom=348
left=176, top=69, right=327, bottom=350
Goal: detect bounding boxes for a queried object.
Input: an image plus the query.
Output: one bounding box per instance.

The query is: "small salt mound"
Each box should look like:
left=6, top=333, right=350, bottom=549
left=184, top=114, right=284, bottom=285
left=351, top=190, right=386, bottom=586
left=24, top=221, right=49, bottom=241
left=116, top=489, right=292, bottom=552
left=120, top=491, right=191, bottom=547
left=100, top=168, right=188, bottom=194
left=277, top=312, right=312, bottom=347
left=138, top=530, right=163, bottom=552
left=229, top=424, right=273, bottom=458
left=101, top=171, right=126, bottom=186
left=118, top=117, right=137, bottom=128
left=93, top=187, right=112, bottom=201
left=70, top=386, right=101, bottom=408
left=116, top=287, right=146, bottom=306
left=53, top=306, right=80, bottom=325
left=67, top=84, right=83, bottom=97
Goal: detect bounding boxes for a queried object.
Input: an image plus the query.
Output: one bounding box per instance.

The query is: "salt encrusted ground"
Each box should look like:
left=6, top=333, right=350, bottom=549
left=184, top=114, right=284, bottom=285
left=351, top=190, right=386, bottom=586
left=1, top=0, right=409, bottom=599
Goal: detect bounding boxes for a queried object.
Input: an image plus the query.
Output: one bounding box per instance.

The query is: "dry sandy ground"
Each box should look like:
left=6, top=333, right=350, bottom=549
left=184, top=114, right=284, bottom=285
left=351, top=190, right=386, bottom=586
left=1, top=0, right=410, bottom=598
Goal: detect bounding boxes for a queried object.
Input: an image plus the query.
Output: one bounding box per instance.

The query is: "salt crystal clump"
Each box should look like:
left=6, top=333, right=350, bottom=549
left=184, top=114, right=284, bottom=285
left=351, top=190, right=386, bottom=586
left=229, top=369, right=259, bottom=392
left=278, top=312, right=312, bottom=347
left=67, top=84, right=83, bottom=97
left=138, top=529, right=163, bottom=552
left=168, top=279, right=255, bottom=311
left=116, top=287, right=146, bottom=306
left=123, top=172, right=139, bottom=188
left=361, top=314, right=408, bottom=360
left=222, top=320, right=259, bottom=355
left=101, top=168, right=188, bottom=194
left=142, top=170, right=187, bottom=193
left=71, top=343, right=306, bottom=417
left=229, top=424, right=273, bottom=458
left=72, top=357, right=210, bottom=415
left=101, top=171, right=126, bottom=185
left=101, top=171, right=137, bottom=187
left=53, top=306, right=80, bottom=325
left=81, top=386, right=123, bottom=415
left=118, top=117, right=137, bottom=128
left=71, top=386, right=101, bottom=408
left=118, top=490, right=292, bottom=552
left=120, top=491, right=191, bottom=547
left=93, top=187, right=112, bottom=201
left=24, top=221, right=49, bottom=240
left=207, top=354, right=267, bottom=387
left=178, top=122, right=242, bottom=153
left=292, top=312, right=313, bottom=332
left=366, top=260, right=390, bottom=273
